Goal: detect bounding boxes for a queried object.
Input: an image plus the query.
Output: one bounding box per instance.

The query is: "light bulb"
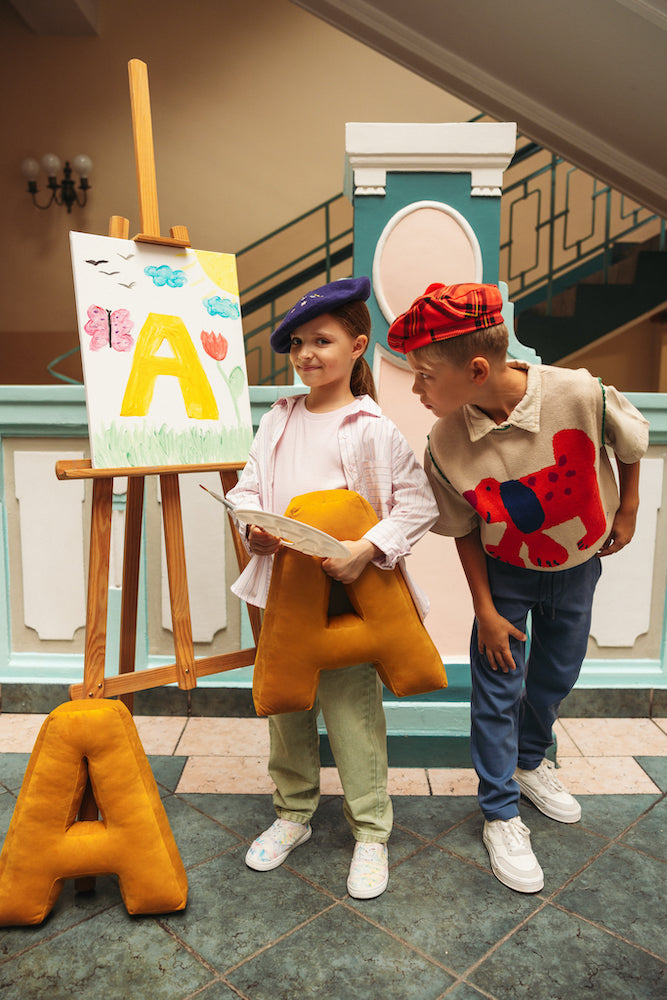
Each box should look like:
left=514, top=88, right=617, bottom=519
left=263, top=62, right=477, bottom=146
left=21, top=157, right=40, bottom=181
left=40, top=153, right=62, bottom=177
left=72, top=154, right=92, bottom=177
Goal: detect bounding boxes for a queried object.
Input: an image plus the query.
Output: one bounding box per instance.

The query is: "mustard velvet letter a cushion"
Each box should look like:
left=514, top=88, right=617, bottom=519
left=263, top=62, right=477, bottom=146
left=252, top=489, right=446, bottom=716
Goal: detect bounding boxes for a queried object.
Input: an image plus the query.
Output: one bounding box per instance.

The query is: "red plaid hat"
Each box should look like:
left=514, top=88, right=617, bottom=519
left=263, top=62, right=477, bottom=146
left=387, top=282, right=504, bottom=354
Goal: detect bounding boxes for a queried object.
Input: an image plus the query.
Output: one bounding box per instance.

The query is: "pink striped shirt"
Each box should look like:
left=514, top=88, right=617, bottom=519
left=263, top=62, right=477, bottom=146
left=226, top=394, right=438, bottom=614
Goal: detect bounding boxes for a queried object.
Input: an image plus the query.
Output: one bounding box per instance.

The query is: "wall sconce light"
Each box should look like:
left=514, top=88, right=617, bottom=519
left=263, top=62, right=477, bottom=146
left=21, top=153, right=93, bottom=213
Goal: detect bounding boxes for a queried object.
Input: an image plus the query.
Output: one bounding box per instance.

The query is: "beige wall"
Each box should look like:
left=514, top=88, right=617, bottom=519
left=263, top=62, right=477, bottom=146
left=559, top=311, right=667, bottom=392
left=0, top=0, right=474, bottom=382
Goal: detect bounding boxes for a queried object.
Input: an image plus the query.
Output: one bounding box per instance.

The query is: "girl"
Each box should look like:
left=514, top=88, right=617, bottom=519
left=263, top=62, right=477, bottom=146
left=226, top=276, right=438, bottom=899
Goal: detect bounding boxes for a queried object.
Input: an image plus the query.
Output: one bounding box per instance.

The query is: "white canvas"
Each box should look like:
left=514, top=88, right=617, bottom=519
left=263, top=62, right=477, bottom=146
left=70, top=231, right=253, bottom=469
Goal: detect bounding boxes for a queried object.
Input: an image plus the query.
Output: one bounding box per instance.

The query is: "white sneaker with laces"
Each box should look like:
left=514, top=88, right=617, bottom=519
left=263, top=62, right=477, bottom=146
left=346, top=842, right=389, bottom=899
left=245, top=818, right=312, bottom=871
left=514, top=758, right=581, bottom=823
left=483, top=816, right=544, bottom=893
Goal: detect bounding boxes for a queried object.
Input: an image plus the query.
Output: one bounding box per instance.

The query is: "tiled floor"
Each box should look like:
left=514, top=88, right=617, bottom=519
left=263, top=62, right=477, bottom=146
left=0, top=714, right=665, bottom=999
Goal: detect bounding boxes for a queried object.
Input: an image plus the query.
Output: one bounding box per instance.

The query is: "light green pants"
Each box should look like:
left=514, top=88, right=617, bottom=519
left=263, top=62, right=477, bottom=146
left=268, top=661, right=392, bottom=843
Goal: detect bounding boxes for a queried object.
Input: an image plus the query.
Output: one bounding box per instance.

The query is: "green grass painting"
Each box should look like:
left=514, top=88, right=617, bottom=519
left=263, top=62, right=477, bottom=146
left=92, top=420, right=253, bottom=468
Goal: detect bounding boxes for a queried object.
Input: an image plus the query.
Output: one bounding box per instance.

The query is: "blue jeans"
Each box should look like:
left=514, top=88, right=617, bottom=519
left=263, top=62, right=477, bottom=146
left=470, top=555, right=602, bottom=820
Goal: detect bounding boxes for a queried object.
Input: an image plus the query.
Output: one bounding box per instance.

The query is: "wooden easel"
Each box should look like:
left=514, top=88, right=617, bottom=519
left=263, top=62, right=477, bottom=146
left=55, top=62, right=260, bottom=888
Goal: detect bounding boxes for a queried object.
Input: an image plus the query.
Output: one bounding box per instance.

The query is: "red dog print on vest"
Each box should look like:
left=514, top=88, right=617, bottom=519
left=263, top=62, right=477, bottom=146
left=463, top=428, right=606, bottom=568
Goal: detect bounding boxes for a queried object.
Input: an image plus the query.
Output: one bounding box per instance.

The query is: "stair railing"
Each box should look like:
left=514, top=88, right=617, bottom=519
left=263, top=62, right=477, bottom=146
left=500, top=149, right=664, bottom=316
left=236, top=194, right=353, bottom=385
left=45, top=136, right=664, bottom=386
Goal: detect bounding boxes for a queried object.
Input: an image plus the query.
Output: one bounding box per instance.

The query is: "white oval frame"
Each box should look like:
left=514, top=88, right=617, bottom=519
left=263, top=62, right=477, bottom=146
left=372, top=201, right=484, bottom=323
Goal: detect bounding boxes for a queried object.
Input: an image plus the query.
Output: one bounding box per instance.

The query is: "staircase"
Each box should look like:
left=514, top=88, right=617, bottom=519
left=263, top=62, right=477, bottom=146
left=516, top=239, right=667, bottom=366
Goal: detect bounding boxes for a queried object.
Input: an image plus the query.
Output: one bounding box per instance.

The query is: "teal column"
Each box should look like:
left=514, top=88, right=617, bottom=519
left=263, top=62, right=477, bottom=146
left=344, top=122, right=516, bottom=356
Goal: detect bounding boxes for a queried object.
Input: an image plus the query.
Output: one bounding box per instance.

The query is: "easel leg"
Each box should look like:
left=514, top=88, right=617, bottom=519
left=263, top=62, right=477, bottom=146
left=220, top=470, right=262, bottom=644
left=118, top=476, right=145, bottom=713
left=83, top=477, right=113, bottom=698
left=160, top=474, right=196, bottom=689
left=77, top=476, right=113, bottom=892
left=75, top=775, right=98, bottom=893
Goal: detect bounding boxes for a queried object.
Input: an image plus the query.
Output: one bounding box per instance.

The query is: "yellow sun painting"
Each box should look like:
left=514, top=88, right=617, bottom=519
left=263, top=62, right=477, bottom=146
left=193, top=250, right=239, bottom=296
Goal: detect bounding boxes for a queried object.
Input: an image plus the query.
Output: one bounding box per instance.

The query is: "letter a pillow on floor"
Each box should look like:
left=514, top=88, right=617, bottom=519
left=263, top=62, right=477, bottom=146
left=252, top=489, right=447, bottom=716
left=0, top=699, right=188, bottom=925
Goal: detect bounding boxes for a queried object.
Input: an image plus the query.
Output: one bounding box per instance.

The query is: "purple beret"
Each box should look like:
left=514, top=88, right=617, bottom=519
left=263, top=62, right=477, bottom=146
left=270, top=276, right=371, bottom=353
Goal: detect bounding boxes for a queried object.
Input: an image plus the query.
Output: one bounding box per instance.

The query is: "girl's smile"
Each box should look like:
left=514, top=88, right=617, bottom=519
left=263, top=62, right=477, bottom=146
left=289, top=313, right=367, bottom=409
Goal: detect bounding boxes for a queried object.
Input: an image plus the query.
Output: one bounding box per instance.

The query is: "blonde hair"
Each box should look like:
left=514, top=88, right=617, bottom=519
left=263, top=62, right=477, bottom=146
left=330, top=300, right=378, bottom=401
left=410, top=322, right=509, bottom=369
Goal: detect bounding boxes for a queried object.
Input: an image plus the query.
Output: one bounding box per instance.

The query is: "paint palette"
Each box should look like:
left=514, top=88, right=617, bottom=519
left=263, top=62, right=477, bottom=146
left=200, top=486, right=350, bottom=559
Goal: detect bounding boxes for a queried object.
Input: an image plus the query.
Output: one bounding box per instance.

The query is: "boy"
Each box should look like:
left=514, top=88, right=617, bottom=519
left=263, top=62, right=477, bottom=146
left=388, top=282, right=649, bottom=893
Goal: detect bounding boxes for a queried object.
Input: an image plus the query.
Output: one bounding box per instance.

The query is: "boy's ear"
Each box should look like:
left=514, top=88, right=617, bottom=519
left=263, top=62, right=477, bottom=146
left=469, top=356, right=490, bottom=384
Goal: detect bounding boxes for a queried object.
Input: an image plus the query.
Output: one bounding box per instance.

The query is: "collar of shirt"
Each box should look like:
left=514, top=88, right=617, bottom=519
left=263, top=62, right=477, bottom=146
left=271, top=393, right=382, bottom=421
left=463, top=361, right=542, bottom=441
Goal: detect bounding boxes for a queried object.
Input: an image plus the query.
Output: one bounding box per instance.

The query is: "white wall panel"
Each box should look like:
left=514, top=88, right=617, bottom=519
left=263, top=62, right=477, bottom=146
left=14, top=451, right=86, bottom=640
left=591, top=458, right=663, bottom=647
left=159, top=472, right=227, bottom=642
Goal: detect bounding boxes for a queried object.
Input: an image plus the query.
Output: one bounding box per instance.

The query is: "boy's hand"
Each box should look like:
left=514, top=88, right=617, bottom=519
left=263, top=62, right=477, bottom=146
left=322, top=538, right=380, bottom=585
left=247, top=524, right=281, bottom=556
left=476, top=610, right=527, bottom=673
left=598, top=507, right=638, bottom=557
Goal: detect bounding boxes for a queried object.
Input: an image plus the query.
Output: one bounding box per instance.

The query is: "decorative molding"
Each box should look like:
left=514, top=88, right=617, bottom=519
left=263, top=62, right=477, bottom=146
left=372, top=201, right=483, bottom=323
left=345, top=122, right=517, bottom=199
left=301, top=0, right=667, bottom=215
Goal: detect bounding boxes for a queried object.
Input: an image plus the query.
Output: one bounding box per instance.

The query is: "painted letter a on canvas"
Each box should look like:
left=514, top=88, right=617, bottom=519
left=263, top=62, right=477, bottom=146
left=70, top=231, right=253, bottom=468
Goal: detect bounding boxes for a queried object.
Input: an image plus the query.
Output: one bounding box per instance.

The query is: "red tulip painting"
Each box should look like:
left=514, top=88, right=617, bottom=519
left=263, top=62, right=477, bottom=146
left=201, top=330, right=245, bottom=426
left=200, top=330, right=228, bottom=361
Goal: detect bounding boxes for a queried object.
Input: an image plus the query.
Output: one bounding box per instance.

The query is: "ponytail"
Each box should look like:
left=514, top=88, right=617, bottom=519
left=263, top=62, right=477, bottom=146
left=351, top=355, right=377, bottom=402
left=330, top=299, right=378, bottom=402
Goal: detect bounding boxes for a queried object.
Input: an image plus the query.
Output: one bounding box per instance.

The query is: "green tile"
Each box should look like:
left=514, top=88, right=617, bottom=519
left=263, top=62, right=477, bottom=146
left=555, top=842, right=667, bottom=959
left=392, top=795, right=479, bottom=841
left=620, top=798, right=666, bottom=861
left=148, top=756, right=187, bottom=795
left=0, top=906, right=212, bottom=1000
left=177, top=792, right=274, bottom=840
left=195, top=982, right=247, bottom=1000
left=0, top=791, right=17, bottom=845
left=161, top=795, right=242, bottom=868
left=0, top=879, right=122, bottom=960
left=578, top=794, right=662, bottom=839
left=635, top=756, right=667, bottom=792
left=228, top=904, right=455, bottom=1000
left=471, top=904, right=666, bottom=999
left=347, top=844, right=540, bottom=972
left=446, top=986, right=498, bottom=1000
left=0, top=755, right=30, bottom=793
left=161, top=848, right=333, bottom=972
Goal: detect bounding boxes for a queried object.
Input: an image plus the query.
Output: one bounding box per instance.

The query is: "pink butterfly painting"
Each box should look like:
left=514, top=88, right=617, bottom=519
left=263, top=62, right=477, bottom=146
left=84, top=304, right=135, bottom=352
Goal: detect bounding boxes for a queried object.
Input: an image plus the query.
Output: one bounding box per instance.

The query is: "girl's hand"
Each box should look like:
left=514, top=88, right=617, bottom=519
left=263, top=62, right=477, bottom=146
left=247, top=524, right=281, bottom=556
left=321, top=538, right=380, bottom=585
left=476, top=610, right=527, bottom=673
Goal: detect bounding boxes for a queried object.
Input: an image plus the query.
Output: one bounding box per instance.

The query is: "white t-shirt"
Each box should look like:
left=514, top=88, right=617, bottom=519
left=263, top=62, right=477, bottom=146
left=272, top=396, right=353, bottom=515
